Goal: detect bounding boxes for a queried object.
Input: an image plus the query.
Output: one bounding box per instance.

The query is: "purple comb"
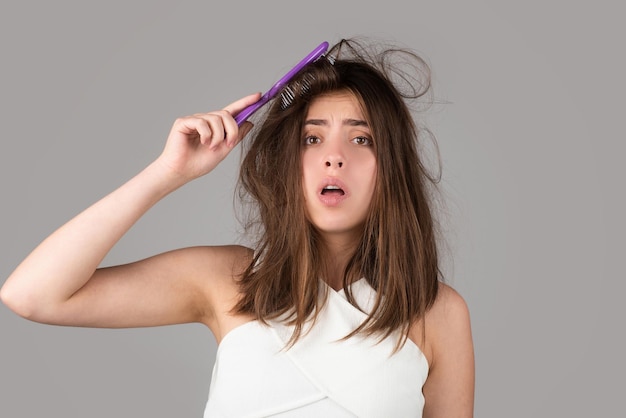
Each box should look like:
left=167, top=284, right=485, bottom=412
left=234, top=41, right=329, bottom=126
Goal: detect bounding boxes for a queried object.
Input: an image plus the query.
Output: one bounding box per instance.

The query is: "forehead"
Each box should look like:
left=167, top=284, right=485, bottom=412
left=306, top=91, right=365, bottom=119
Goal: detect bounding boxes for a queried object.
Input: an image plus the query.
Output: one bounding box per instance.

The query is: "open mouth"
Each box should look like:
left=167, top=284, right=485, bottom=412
left=321, top=185, right=345, bottom=196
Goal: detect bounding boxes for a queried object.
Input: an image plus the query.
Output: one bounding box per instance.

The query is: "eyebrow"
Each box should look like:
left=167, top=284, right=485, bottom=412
left=304, top=118, right=369, bottom=128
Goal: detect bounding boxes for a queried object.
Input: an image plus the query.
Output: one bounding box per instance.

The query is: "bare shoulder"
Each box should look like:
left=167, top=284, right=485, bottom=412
left=176, top=244, right=252, bottom=304
left=409, top=283, right=471, bottom=358
left=113, top=243, right=253, bottom=330
left=177, top=244, right=254, bottom=338
left=427, top=283, right=472, bottom=337
left=418, top=282, right=475, bottom=417
left=177, top=244, right=252, bottom=280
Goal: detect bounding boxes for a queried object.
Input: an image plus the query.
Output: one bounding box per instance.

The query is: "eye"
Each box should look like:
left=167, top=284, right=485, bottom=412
left=352, top=136, right=372, bottom=146
left=303, top=135, right=321, bottom=145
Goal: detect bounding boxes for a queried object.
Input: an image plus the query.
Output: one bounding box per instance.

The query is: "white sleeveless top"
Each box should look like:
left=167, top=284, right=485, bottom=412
left=204, top=279, right=429, bottom=417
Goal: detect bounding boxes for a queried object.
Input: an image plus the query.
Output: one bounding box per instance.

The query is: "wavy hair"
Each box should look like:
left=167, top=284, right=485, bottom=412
left=234, top=38, right=442, bottom=349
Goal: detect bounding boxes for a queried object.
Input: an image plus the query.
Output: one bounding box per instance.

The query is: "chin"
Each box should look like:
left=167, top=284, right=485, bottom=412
left=311, top=219, right=365, bottom=238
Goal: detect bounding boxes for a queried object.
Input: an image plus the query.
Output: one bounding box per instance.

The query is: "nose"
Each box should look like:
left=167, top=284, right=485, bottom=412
left=324, top=140, right=345, bottom=168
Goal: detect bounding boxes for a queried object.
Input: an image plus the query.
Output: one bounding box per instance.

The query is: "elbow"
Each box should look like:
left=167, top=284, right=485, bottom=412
left=1, top=280, right=43, bottom=322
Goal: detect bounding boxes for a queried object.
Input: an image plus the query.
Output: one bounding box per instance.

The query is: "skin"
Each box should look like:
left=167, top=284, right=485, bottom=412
left=0, top=91, right=474, bottom=417
left=301, top=92, right=377, bottom=289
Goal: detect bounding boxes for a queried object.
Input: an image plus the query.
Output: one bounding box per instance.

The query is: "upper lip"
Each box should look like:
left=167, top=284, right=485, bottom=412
left=318, top=177, right=349, bottom=196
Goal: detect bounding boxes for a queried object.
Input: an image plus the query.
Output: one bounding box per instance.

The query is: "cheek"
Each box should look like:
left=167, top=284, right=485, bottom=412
left=367, top=171, right=377, bottom=200
left=362, top=156, right=377, bottom=187
left=301, top=150, right=320, bottom=178
left=364, top=162, right=378, bottom=204
left=300, top=156, right=313, bottom=200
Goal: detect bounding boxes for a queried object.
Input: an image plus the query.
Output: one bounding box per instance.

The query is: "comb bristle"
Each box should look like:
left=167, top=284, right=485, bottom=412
left=300, top=73, right=315, bottom=94
left=280, top=73, right=318, bottom=110
left=280, top=86, right=296, bottom=110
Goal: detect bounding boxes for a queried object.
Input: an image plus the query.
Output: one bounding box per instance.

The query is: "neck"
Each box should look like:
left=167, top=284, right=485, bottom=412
left=320, top=232, right=360, bottom=290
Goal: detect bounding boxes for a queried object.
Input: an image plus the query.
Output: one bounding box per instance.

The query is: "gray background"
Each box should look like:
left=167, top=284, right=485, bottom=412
left=1, top=1, right=623, bottom=417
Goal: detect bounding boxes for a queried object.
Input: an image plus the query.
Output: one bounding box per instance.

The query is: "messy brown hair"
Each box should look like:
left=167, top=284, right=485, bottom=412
left=234, top=38, right=441, bottom=348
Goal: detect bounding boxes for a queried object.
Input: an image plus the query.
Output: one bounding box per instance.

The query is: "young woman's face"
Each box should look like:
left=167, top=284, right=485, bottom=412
left=301, top=91, right=377, bottom=242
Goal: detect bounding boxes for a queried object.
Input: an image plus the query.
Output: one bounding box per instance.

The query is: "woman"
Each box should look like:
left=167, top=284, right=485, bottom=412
left=1, top=38, right=474, bottom=417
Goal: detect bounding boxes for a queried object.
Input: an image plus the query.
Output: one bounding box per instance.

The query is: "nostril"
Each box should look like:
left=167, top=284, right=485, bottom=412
left=325, top=161, right=343, bottom=167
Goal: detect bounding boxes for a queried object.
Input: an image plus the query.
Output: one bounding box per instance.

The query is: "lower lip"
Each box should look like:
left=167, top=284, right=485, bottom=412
left=318, top=192, right=347, bottom=206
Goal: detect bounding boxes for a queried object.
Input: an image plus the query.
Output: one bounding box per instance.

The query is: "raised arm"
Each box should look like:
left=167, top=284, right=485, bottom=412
left=0, top=93, right=261, bottom=330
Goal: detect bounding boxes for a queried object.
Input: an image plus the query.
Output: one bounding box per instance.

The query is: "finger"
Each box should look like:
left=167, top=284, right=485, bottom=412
left=219, top=110, right=240, bottom=147
left=178, top=117, right=212, bottom=144
left=202, top=114, right=227, bottom=150
left=200, top=109, right=243, bottom=148
left=225, top=121, right=254, bottom=150
left=222, top=92, right=262, bottom=116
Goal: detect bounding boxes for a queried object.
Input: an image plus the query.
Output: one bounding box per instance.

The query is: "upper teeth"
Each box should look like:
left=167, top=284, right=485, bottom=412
left=325, top=185, right=340, bottom=190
